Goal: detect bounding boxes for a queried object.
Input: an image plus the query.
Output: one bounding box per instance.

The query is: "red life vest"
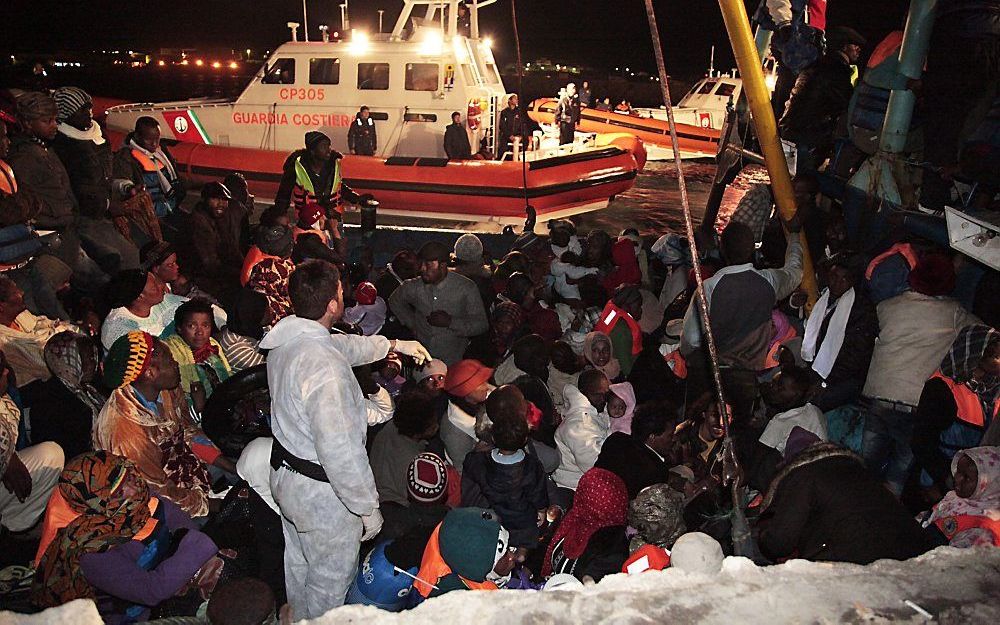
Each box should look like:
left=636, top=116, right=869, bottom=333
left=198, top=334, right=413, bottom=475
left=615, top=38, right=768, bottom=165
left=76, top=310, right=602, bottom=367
left=934, top=513, right=1000, bottom=546
left=130, top=149, right=168, bottom=174
left=930, top=371, right=1000, bottom=428
left=594, top=302, right=642, bottom=356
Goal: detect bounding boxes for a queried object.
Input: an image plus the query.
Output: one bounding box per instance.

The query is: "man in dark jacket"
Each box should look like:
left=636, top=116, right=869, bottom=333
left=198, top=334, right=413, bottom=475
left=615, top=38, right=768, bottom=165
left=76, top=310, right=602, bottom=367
left=759, top=433, right=934, bottom=564
left=803, top=254, right=877, bottom=412
left=50, top=87, right=139, bottom=274
left=444, top=112, right=472, bottom=159
left=555, top=83, right=578, bottom=146
left=779, top=26, right=866, bottom=173
left=175, top=181, right=243, bottom=302
left=595, top=400, right=675, bottom=498
left=347, top=106, right=377, bottom=156
left=112, top=116, right=184, bottom=218
left=498, top=95, right=528, bottom=158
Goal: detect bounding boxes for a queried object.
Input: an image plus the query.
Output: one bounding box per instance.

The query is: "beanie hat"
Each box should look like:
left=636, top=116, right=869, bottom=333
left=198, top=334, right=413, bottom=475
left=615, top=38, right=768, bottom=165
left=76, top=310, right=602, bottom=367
left=908, top=252, right=956, bottom=297
left=256, top=225, right=294, bottom=258
left=297, top=202, right=324, bottom=227
left=201, top=181, right=232, bottom=201
left=418, top=240, right=451, bottom=263
left=103, top=331, right=156, bottom=389
left=407, top=453, right=448, bottom=504
left=16, top=91, right=58, bottom=122
left=354, top=281, right=378, bottom=306
left=453, top=233, right=484, bottom=263
left=106, top=269, right=149, bottom=309
left=304, top=130, right=330, bottom=151
left=628, top=484, right=686, bottom=550
left=438, top=508, right=507, bottom=582
left=670, top=532, right=724, bottom=574
left=413, top=358, right=447, bottom=384
left=52, top=87, right=92, bottom=123
left=443, top=359, right=493, bottom=398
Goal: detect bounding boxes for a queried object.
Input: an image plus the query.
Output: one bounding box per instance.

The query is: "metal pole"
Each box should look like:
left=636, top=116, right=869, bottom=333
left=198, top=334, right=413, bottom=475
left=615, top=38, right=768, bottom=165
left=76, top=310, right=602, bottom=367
left=641, top=0, right=732, bottom=441
left=378, top=9, right=384, bottom=33
left=302, top=0, right=310, bottom=41
left=717, top=0, right=818, bottom=308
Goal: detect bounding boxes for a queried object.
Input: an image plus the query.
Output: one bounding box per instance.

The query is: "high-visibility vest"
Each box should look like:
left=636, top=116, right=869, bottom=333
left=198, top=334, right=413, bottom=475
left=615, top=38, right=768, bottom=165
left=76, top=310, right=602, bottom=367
left=0, top=159, right=17, bottom=195
left=293, top=155, right=343, bottom=215
left=934, top=513, right=1000, bottom=547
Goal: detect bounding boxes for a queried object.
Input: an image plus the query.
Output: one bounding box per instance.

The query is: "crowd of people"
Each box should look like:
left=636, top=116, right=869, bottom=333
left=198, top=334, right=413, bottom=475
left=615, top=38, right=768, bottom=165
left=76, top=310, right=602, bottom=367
left=1, top=2, right=999, bottom=621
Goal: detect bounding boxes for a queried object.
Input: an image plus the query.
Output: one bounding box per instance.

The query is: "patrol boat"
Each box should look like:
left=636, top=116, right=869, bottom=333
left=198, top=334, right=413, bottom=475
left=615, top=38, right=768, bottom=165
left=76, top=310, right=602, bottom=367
left=102, top=0, right=644, bottom=225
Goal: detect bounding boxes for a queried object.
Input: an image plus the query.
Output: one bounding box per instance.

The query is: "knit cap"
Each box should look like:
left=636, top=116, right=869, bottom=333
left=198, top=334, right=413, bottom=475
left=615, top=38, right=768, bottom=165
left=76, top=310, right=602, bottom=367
left=438, top=508, right=508, bottom=582
left=304, top=130, right=330, bottom=150
left=453, top=233, right=484, bottom=263
left=16, top=91, right=58, bottom=121
left=407, top=453, right=449, bottom=504
left=103, top=331, right=155, bottom=388
left=413, top=359, right=447, bottom=384
left=52, top=87, right=92, bottom=123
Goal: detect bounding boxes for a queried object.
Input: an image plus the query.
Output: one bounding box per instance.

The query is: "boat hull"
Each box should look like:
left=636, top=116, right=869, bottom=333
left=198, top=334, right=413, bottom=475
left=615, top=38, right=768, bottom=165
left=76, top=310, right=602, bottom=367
left=528, top=98, right=721, bottom=160
left=106, top=130, right=640, bottom=224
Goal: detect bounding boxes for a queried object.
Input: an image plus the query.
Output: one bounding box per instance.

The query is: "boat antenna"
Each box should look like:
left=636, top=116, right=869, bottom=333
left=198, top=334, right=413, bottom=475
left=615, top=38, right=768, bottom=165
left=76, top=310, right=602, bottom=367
left=709, top=45, right=715, bottom=76
left=341, top=1, right=351, bottom=31
left=378, top=8, right=385, bottom=33
left=302, top=0, right=310, bottom=41
left=510, top=0, right=530, bottom=214
left=640, top=0, right=748, bottom=551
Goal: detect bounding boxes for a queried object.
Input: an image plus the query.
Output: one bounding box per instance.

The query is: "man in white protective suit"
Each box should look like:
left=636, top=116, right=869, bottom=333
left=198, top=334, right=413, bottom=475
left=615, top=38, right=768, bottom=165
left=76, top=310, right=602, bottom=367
left=260, top=259, right=431, bottom=619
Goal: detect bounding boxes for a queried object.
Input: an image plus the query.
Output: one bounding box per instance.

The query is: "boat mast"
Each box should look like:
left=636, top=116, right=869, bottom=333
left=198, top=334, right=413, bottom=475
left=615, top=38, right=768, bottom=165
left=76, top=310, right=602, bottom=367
left=302, top=0, right=310, bottom=41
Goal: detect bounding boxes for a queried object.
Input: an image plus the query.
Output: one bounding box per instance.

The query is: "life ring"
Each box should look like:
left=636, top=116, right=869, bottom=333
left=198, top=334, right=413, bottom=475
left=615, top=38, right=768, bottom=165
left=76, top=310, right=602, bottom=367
left=202, top=364, right=272, bottom=458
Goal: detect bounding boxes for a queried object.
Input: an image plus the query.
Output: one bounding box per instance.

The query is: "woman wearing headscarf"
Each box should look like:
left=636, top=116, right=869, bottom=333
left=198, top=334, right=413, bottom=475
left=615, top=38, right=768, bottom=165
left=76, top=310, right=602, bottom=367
left=32, top=451, right=218, bottom=622
left=247, top=252, right=295, bottom=328
left=219, top=288, right=268, bottom=372
left=920, top=446, right=1000, bottom=547
left=22, top=331, right=105, bottom=459
left=912, top=325, right=1000, bottom=496
left=542, top=467, right=629, bottom=581
left=583, top=331, right=621, bottom=382
left=161, top=298, right=232, bottom=416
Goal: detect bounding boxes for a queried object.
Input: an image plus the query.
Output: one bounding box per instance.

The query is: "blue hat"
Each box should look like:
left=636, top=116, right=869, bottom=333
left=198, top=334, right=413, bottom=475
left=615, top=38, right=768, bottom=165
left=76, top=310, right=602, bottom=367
left=345, top=542, right=416, bottom=611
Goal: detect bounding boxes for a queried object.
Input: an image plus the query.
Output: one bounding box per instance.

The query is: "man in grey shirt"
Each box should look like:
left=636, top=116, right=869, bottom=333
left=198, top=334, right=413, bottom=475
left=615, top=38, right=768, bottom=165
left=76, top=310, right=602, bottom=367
left=389, top=241, right=489, bottom=365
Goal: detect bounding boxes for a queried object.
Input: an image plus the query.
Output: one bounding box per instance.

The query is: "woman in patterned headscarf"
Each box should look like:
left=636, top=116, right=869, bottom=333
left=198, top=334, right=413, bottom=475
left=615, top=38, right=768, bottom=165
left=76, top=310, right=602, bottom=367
left=913, top=324, right=1000, bottom=494
left=25, top=332, right=106, bottom=459
left=32, top=451, right=218, bottom=619
left=247, top=255, right=295, bottom=327
left=921, top=446, right=1000, bottom=547
left=542, top=467, right=629, bottom=581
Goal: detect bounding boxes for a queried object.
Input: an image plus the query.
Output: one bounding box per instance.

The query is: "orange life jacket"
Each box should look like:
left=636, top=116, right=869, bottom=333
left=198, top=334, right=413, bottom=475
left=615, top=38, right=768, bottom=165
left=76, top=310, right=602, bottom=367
left=594, top=302, right=642, bottom=356
left=413, top=522, right=499, bottom=598
left=34, top=490, right=160, bottom=567
left=934, top=513, right=1000, bottom=546
left=0, top=159, right=17, bottom=195
left=240, top=246, right=279, bottom=286
left=130, top=149, right=168, bottom=174
left=764, top=323, right=799, bottom=369
left=930, top=371, right=1000, bottom=428
left=865, top=242, right=918, bottom=280
left=664, top=349, right=688, bottom=379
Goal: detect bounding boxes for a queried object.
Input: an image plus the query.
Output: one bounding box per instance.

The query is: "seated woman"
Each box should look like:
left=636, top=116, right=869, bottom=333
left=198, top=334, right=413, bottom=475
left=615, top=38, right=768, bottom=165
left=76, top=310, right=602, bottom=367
left=94, top=331, right=223, bottom=518
left=912, top=325, right=1000, bottom=497
left=32, top=451, right=218, bottom=623
left=23, top=331, right=105, bottom=459
left=583, top=331, right=621, bottom=382
left=101, top=269, right=182, bottom=351
left=162, top=298, right=232, bottom=416
left=920, top=446, right=1000, bottom=547
left=542, top=467, right=629, bottom=582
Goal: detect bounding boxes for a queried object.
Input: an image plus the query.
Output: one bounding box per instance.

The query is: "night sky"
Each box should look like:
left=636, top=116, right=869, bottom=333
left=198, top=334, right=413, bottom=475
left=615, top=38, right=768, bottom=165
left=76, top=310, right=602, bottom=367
left=6, top=0, right=910, bottom=75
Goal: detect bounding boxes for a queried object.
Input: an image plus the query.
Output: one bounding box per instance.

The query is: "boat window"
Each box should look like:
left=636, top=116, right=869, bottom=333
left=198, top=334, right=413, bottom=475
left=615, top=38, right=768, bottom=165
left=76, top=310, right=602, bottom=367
left=715, top=82, right=736, bottom=98
left=697, top=80, right=717, bottom=95
left=262, top=58, right=296, bottom=84
left=461, top=64, right=476, bottom=84
left=405, top=63, right=439, bottom=91
left=309, top=58, right=341, bottom=84
left=358, top=63, right=390, bottom=90
left=403, top=112, right=437, bottom=122
left=484, top=63, right=501, bottom=84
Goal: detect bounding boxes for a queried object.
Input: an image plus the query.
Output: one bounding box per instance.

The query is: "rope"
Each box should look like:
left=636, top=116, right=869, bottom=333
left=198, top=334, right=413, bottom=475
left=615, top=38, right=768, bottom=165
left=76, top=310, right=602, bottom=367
left=509, top=0, right=530, bottom=214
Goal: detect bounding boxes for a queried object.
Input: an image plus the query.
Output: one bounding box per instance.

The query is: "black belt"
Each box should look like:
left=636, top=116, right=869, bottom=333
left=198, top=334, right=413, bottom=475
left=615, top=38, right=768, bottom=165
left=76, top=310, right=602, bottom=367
left=270, top=437, right=330, bottom=483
